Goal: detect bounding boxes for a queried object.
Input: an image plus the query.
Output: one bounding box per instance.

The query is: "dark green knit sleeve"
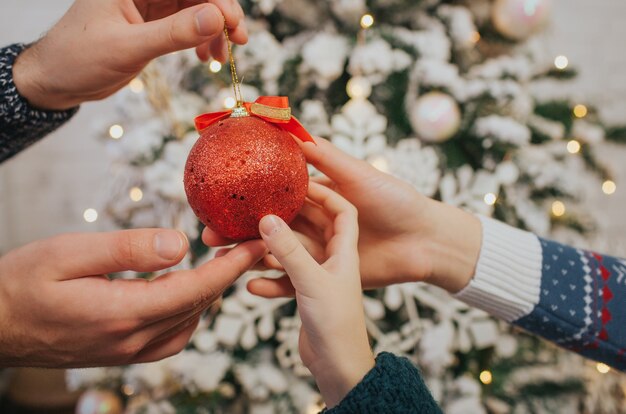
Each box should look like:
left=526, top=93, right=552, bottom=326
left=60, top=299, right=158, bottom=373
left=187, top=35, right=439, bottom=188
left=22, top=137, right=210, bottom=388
left=0, top=43, right=79, bottom=163
left=323, top=352, right=443, bottom=414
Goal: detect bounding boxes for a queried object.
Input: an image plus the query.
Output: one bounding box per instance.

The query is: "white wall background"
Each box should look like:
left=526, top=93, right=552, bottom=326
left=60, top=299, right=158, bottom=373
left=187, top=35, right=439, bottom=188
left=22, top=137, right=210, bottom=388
left=1, top=0, right=626, bottom=254
left=0, top=1, right=115, bottom=253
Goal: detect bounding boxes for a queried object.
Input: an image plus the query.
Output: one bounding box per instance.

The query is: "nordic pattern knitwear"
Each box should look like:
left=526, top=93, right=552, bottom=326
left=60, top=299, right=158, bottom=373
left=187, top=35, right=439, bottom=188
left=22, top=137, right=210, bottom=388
left=456, top=216, right=626, bottom=371
left=0, top=43, right=78, bottom=163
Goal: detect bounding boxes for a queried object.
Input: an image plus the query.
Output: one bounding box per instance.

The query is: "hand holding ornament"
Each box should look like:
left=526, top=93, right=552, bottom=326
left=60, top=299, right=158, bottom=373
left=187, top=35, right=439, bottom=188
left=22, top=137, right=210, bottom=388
left=209, top=137, right=482, bottom=297
left=12, top=0, right=248, bottom=111
left=251, top=182, right=375, bottom=408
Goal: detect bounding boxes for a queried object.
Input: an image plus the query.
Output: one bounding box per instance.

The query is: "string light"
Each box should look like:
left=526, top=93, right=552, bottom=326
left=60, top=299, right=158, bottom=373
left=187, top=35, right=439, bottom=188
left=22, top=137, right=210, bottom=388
left=121, top=384, right=135, bottom=396
left=83, top=208, right=98, bottom=223
left=479, top=370, right=493, bottom=385
left=360, top=13, right=374, bottom=29
left=306, top=402, right=326, bottom=414
left=566, top=139, right=581, bottom=154
left=484, top=193, right=497, bottom=206
left=596, top=363, right=611, bottom=374
left=602, top=180, right=617, bottom=195
left=554, top=55, right=569, bottom=70
left=551, top=201, right=566, bottom=217
left=209, top=60, right=222, bottom=73
left=573, top=104, right=588, bottom=118
left=223, top=97, right=236, bottom=109
left=129, top=78, right=144, bottom=93
left=129, top=187, right=143, bottom=202
left=109, top=124, right=124, bottom=140
left=346, top=76, right=372, bottom=99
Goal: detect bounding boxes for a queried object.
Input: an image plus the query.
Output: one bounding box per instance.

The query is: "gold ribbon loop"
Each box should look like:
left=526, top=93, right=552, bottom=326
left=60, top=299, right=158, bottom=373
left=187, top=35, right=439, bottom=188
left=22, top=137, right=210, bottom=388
left=250, top=102, right=292, bottom=121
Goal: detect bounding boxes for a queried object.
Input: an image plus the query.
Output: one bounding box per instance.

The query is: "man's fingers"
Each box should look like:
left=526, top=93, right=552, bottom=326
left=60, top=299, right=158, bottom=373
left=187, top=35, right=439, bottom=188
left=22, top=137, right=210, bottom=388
left=202, top=227, right=235, bottom=247
left=134, top=0, right=203, bottom=21
left=300, top=138, right=374, bottom=186
left=225, top=20, right=248, bottom=44
left=195, top=239, right=267, bottom=283
left=34, top=229, right=188, bottom=280
left=214, top=247, right=231, bottom=258
left=142, top=309, right=203, bottom=348
left=135, top=3, right=224, bottom=60
left=195, top=39, right=213, bottom=61
left=132, top=239, right=267, bottom=319
left=196, top=20, right=247, bottom=62
left=126, top=304, right=205, bottom=350
left=210, top=35, right=228, bottom=62
left=209, top=0, right=243, bottom=29
left=80, top=239, right=265, bottom=325
left=247, top=276, right=296, bottom=298
left=131, top=316, right=200, bottom=364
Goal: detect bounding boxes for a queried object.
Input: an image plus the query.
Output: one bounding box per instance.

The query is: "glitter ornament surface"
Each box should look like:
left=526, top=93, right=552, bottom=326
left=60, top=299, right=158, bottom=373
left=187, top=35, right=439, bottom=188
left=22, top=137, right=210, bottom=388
left=185, top=116, right=309, bottom=240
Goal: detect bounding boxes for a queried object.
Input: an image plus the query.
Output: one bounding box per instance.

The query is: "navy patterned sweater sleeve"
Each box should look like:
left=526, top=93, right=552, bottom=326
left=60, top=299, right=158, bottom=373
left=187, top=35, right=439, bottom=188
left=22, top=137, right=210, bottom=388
left=323, top=352, right=442, bottom=414
left=514, top=238, right=626, bottom=370
left=455, top=216, right=626, bottom=371
left=0, top=43, right=78, bottom=163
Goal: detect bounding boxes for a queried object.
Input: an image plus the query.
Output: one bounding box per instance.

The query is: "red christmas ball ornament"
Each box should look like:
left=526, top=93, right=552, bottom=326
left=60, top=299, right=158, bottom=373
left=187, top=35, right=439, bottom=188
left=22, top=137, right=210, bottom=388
left=184, top=116, right=309, bottom=241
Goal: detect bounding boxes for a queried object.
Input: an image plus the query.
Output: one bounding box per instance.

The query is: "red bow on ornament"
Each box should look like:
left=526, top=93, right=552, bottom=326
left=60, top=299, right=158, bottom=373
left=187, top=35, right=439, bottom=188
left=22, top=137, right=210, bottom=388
left=194, top=96, right=315, bottom=143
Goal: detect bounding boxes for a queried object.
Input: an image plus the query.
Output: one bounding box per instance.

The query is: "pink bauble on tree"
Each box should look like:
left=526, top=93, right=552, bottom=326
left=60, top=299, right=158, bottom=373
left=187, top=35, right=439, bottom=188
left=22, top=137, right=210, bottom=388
left=410, top=92, right=461, bottom=143
left=492, top=0, right=551, bottom=40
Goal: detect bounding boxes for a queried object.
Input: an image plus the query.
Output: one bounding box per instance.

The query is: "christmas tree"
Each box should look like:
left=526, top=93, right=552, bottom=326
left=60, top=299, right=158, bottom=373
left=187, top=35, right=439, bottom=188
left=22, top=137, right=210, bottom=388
left=70, top=0, right=626, bottom=412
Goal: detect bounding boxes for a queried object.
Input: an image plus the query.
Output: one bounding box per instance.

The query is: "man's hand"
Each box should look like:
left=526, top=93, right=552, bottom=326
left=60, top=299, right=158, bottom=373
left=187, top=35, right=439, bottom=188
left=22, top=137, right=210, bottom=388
left=0, top=228, right=265, bottom=368
left=13, top=0, right=247, bottom=110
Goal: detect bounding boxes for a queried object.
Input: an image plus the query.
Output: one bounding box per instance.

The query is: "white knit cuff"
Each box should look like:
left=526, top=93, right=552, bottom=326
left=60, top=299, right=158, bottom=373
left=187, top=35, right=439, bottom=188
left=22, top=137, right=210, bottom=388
left=454, top=216, right=543, bottom=322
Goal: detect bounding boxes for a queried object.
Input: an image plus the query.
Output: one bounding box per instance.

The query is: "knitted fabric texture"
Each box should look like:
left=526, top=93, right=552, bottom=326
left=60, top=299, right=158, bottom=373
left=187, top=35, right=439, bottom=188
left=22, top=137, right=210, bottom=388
left=323, top=352, right=442, bottom=414
left=515, top=238, right=626, bottom=371
left=0, top=43, right=78, bottom=163
left=456, top=217, right=626, bottom=372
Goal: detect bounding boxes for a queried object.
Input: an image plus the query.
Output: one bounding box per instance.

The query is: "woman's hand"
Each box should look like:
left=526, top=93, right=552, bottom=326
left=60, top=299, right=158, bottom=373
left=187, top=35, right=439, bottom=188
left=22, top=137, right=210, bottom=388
left=13, top=0, right=247, bottom=110
left=254, top=182, right=375, bottom=408
left=205, top=137, right=482, bottom=296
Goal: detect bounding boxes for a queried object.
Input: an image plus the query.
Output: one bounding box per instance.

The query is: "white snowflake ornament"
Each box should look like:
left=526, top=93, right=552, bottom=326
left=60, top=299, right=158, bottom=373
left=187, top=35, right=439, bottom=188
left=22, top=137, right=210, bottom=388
left=331, top=99, right=388, bottom=159
left=383, top=138, right=441, bottom=197
left=301, top=33, right=349, bottom=89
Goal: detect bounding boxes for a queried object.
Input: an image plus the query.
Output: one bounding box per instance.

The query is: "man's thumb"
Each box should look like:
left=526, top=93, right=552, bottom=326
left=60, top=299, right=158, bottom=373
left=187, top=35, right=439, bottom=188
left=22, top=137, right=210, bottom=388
left=136, top=4, right=224, bottom=60
left=35, top=229, right=189, bottom=280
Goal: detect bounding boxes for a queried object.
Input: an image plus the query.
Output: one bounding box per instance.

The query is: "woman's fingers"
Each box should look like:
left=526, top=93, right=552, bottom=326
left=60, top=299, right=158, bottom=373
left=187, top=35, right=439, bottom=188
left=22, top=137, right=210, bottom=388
left=307, top=182, right=359, bottom=257
left=299, top=199, right=333, bottom=233
left=247, top=275, right=296, bottom=298
left=300, top=138, right=374, bottom=186
left=202, top=227, right=235, bottom=247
